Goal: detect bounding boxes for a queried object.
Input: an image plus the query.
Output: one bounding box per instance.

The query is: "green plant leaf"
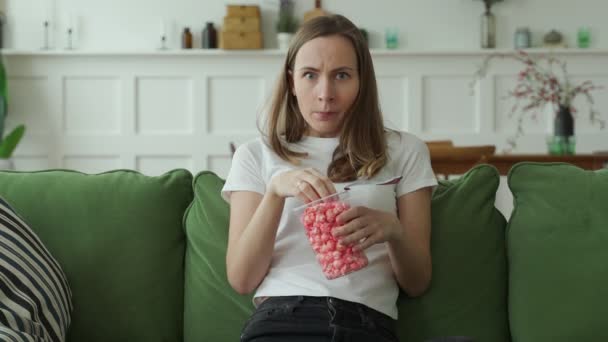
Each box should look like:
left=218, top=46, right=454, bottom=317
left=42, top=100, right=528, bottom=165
left=0, top=124, right=25, bottom=159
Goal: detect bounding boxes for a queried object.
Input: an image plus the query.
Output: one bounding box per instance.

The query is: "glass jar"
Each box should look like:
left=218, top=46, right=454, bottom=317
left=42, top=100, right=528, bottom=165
left=514, top=27, right=531, bottom=49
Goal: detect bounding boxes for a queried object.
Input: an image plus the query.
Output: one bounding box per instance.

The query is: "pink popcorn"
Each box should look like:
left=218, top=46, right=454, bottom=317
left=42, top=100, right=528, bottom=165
left=299, top=200, right=369, bottom=280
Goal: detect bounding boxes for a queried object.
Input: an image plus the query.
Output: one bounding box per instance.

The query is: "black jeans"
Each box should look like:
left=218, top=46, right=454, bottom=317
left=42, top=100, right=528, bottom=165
left=240, top=296, right=474, bottom=342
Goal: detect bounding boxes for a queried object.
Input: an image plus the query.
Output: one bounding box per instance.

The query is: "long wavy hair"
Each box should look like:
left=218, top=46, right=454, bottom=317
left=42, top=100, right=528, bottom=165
left=263, top=14, right=387, bottom=182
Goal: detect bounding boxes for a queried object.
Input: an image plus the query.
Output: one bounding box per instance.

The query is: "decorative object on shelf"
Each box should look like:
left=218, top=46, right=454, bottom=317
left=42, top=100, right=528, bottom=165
left=182, top=27, right=193, bottom=49
left=42, top=20, right=52, bottom=50
left=514, top=27, right=531, bottom=49
left=220, top=5, right=262, bottom=49
left=476, top=0, right=503, bottom=49
left=202, top=22, right=218, bottom=49
left=159, top=18, right=170, bottom=50
left=543, top=29, right=566, bottom=48
left=547, top=105, right=576, bottom=155
left=304, top=0, right=329, bottom=23
left=64, top=13, right=77, bottom=50
left=276, top=0, right=298, bottom=50
left=385, top=27, right=399, bottom=49
left=577, top=26, right=591, bottom=48
left=0, top=54, right=26, bottom=170
left=471, top=50, right=605, bottom=154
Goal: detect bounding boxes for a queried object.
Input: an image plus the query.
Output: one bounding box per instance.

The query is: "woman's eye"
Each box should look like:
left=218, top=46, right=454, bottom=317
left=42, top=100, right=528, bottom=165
left=303, top=72, right=316, bottom=80
left=336, top=72, right=350, bottom=80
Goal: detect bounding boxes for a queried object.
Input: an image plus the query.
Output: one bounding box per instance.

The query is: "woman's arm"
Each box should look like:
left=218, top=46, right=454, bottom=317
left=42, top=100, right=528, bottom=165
left=225, top=168, right=336, bottom=295
left=387, top=186, right=433, bottom=297
left=333, top=186, right=433, bottom=297
left=226, top=190, right=285, bottom=295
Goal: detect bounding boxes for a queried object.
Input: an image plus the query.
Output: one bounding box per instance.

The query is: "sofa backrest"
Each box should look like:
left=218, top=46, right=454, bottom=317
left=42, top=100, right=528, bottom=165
left=182, top=165, right=511, bottom=342
left=507, top=162, right=608, bottom=342
left=0, top=169, right=193, bottom=342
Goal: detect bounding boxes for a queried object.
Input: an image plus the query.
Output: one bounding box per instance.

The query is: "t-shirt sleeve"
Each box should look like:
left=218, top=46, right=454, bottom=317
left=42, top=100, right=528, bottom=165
left=221, top=142, right=266, bottom=203
left=396, top=135, right=438, bottom=197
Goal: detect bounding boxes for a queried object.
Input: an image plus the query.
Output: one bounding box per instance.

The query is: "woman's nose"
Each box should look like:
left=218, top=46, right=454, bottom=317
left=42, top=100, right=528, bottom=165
left=317, top=77, right=335, bottom=102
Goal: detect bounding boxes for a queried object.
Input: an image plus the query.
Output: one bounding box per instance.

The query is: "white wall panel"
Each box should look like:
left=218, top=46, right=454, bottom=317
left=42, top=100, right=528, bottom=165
left=62, top=156, right=121, bottom=173
left=207, top=155, right=233, bottom=180
left=422, top=76, right=477, bottom=133
left=12, top=157, right=51, bottom=171
left=136, top=77, right=193, bottom=134
left=63, top=77, right=122, bottom=135
left=377, top=76, right=408, bottom=131
left=136, top=156, right=193, bottom=176
left=7, top=77, right=51, bottom=135
left=208, top=76, right=266, bottom=135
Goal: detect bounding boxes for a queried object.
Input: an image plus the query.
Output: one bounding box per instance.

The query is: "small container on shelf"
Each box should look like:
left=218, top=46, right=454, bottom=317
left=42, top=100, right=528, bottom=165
left=202, top=22, right=217, bottom=49
left=182, top=27, right=193, bottom=49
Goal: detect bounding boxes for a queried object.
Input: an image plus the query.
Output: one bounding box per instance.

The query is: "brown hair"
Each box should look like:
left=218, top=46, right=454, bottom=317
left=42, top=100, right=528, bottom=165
left=264, top=14, right=387, bottom=182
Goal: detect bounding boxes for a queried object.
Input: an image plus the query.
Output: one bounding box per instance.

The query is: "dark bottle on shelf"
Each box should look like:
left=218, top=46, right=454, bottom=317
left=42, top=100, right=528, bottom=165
left=202, top=22, right=217, bottom=49
left=182, top=27, right=193, bottom=49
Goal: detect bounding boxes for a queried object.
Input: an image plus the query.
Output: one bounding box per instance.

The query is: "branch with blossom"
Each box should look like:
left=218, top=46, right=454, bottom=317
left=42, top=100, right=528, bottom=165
left=471, top=50, right=605, bottom=152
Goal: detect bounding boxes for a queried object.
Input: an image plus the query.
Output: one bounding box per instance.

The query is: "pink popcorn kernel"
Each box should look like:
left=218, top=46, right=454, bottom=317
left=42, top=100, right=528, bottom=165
left=300, top=200, right=367, bottom=279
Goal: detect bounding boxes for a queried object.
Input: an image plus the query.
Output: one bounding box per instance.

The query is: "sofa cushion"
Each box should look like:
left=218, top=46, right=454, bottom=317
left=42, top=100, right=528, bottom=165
left=0, top=169, right=193, bottom=342
left=183, top=171, right=253, bottom=342
left=507, top=162, right=608, bottom=341
left=398, top=164, right=510, bottom=342
left=0, top=197, right=72, bottom=342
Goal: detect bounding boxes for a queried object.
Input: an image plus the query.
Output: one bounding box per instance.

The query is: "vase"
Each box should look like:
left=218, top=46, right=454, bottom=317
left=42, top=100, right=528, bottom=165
left=547, top=105, right=575, bottom=155
left=480, top=9, right=496, bottom=48
left=277, top=32, right=293, bottom=50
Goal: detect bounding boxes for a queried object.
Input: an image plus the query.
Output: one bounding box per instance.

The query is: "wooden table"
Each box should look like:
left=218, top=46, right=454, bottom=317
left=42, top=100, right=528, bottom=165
left=431, top=153, right=608, bottom=177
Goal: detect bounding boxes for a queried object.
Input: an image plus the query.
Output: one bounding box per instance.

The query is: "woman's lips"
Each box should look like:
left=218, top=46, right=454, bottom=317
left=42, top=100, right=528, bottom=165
left=313, top=111, right=337, bottom=121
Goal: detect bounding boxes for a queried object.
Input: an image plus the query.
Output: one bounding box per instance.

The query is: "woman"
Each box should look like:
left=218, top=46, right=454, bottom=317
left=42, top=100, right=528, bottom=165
left=222, top=14, right=460, bottom=342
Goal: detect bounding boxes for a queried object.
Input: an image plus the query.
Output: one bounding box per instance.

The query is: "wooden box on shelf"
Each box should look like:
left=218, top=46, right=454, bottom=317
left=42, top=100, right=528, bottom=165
left=223, top=16, right=260, bottom=33
left=222, top=4, right=262, bottom=50
left=220, top=31, right=263, bottom=49
left=226, top=5, right=260, bottom=17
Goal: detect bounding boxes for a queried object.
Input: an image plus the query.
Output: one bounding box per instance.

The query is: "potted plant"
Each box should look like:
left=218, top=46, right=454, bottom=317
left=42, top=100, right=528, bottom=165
left=276, top=0, right=298, bottom=49
left=472, top=50, right=605, bottom=154
left=0, top=55, right=26, bottom=170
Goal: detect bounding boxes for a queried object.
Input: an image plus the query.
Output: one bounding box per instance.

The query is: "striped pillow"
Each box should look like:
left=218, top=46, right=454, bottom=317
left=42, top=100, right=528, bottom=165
left=0, top=197, right=72, bottom=342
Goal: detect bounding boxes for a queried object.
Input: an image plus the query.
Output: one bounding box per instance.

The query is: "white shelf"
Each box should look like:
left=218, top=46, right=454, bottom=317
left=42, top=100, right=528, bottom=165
left=2, top=48, right=608, bottom=57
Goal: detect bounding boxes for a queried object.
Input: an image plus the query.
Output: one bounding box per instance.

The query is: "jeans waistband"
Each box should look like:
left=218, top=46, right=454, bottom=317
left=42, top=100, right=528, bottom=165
left=261, top=295, right=396, bottom=331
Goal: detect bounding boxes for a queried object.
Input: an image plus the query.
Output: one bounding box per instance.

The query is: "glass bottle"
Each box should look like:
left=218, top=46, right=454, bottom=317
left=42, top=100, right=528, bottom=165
left=480, top=4, right=496, bottom=48
left=202, top=22, right=217, bottom=49
left=182, top=27, right=193, bottom=49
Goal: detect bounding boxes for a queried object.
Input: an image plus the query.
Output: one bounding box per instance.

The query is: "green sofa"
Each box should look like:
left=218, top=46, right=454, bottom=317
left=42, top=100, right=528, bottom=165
left=0, top=162, right=606, bottom=342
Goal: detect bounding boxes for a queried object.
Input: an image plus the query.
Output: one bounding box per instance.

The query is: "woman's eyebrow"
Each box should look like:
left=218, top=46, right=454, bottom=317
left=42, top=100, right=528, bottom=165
left=297, top=66, right=355, bottom=72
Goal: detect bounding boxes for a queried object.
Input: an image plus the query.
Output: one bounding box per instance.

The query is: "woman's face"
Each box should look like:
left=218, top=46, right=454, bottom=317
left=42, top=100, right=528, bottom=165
left=290, top=34, right=360, bottom=138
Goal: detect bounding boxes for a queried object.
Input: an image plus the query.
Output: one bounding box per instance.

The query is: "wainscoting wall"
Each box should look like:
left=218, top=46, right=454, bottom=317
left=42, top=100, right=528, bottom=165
left=5, top=48, right=608, bottom=216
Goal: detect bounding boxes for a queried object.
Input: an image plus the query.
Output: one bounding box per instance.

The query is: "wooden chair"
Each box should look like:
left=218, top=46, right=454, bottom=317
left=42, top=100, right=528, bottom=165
left=426, top=140, right=496, bottom=179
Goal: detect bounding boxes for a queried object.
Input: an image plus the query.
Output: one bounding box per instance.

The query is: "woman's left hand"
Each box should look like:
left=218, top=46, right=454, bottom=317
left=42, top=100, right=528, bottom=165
left=332, top=206, right=403, bottom=251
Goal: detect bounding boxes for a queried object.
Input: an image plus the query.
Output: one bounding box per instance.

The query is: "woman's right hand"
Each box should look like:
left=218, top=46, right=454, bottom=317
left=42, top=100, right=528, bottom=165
left=268, top=168, right=337, bottom=203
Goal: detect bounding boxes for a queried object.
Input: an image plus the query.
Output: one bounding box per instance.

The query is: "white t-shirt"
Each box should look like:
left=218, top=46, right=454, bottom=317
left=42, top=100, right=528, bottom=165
left=221, top=130, right=437, bottom=319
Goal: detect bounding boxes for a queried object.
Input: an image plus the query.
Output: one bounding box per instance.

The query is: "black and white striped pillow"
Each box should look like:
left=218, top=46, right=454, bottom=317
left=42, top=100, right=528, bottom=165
left=0, top=197, right=72, bottom=342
